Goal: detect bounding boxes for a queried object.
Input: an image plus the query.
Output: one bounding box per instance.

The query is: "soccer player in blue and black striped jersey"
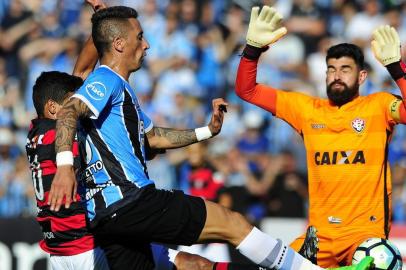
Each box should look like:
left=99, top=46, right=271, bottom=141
left=48, top=5, right=373, bottom=270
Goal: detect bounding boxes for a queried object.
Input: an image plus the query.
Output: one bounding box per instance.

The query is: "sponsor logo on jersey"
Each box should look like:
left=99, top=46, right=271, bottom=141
left=84, top=181, right=113, bottom=200
left=85, top=82, right=106, bottom=101
left=351, top=118, right=365, bottom=133
left=315, top=150, right=365, bottom=165
left=311, top=123, right=326, bottom=129
left=328, top=216, right=342, bottom=224
left=43, top=232, right=55, bottom=239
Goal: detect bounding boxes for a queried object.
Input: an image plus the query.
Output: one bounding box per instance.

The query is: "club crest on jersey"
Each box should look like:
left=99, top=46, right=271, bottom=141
left=86, top=82, right=106, bottom=100
left=351, top=118, right=365, bottom=133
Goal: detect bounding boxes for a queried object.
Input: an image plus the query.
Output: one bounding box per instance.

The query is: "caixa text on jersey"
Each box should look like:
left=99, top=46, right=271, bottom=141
left=314, top=150, right=365, bottom=165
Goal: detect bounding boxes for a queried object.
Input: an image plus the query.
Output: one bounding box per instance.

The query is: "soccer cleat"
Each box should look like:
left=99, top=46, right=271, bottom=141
left=299, top=226, right=319, bottom=264
left=327, top=257, right=374, bottom=270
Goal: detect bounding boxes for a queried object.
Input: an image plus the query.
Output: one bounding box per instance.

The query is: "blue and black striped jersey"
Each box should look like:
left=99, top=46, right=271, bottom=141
left=73, top=65, right=154, bottom=224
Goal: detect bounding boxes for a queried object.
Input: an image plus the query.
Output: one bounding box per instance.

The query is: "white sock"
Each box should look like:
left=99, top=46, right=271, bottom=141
left=236, top=227, right=278, bottom=264
left=236, top=227, right=324, bottom=270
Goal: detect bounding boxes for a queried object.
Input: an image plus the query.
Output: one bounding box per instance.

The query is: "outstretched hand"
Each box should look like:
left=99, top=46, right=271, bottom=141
left=208, top=98, right=228, bottom=136
left=246, top=5, right=287, bottom=48
left=371, top=25, right=401, bottom=66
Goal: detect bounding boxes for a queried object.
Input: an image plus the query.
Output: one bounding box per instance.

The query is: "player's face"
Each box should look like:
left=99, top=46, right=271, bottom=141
left=326, top=57, right=365, bottom=106
left=125, top=18, right=150, bottom=72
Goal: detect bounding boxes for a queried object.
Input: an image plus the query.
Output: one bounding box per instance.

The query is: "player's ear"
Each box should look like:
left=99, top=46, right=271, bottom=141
left=112, top=37, right=125, bottom=53
left=358, top=69, right=367, bottom=85
left=46, top=100, right=58, bottom=119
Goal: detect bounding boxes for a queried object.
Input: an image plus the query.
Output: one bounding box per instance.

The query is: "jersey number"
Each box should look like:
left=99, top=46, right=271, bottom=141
left=29, top=154, right=44, bottom=201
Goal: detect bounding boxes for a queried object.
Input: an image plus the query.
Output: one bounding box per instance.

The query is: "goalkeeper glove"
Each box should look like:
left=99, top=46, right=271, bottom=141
left=371, top=25, right=401, bottom=66
left=327, top=257, right=374, bottom=270
left=246, top=6, right=287, bottom=48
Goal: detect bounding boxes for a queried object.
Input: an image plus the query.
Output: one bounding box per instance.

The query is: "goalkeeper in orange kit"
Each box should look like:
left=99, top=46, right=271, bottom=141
left=236, top=5, right=406, bottom=268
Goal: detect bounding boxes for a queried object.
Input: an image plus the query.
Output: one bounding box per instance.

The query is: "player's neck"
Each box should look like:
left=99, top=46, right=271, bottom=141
left=100, top=57, right=131, bottom=81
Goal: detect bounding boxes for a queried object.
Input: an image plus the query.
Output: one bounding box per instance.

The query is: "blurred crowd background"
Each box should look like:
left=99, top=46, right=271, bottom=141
left=0, top=0, right=406, bottom=226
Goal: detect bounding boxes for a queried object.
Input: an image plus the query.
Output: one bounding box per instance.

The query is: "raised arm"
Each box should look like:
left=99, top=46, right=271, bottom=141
left=371, top=25, right=406, bottom=124
left=146, top=98, right=227, bottom=149
left=48, top=98, right=93, bottom=211
left=72, top=0, right=107, bottom=80
left=235, top=6, right=287, bottom=115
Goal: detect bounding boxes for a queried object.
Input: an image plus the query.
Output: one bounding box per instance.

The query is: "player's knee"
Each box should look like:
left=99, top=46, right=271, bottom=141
left=222, top=208, right=252, bottom=239
left=175, top=252, right=213, bottom=270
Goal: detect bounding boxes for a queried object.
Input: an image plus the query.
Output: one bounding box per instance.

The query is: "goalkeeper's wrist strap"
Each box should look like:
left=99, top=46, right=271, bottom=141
left=386, top=61, right=406, bottom=81
left=242, top=44, right=268, bottom=60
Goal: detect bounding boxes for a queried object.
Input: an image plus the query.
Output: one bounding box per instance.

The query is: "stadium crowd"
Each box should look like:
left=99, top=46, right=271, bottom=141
left=0, top=0, right=405, bottom=225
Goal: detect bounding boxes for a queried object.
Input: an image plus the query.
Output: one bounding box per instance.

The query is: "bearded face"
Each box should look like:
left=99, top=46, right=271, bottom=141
left=326, top=79, right=359, bottom=107
left=325, top=56, right=366, bottom=107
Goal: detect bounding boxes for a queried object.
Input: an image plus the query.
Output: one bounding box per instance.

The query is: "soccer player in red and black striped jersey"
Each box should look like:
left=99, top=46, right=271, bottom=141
left=26, top=71, right=110, bottom=269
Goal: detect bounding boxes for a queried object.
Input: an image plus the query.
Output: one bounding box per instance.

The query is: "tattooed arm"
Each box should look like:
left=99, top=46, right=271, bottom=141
left=48, top=98, right=92, bottom=211
left=146, top=98, right=228, bottom=150
left=146, top=127, right=198, bottom=149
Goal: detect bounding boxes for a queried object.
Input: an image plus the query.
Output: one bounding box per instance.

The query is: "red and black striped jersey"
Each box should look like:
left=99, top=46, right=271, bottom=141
left=26, top=118, right=95, bottom=255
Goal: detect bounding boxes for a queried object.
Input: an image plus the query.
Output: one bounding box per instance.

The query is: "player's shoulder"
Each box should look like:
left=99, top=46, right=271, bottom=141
left=366, top=91, right=398, bottom=100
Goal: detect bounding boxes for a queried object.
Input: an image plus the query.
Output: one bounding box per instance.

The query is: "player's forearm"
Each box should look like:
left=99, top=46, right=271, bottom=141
left=235, top=45, right=277, bottom=114
left=72, top=36, right=99, bottom=80
left=148, top=127, right=198, bottom=149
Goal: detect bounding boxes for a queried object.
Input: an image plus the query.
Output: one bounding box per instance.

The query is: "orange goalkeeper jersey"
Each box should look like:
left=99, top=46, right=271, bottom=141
left=275, top=90, right=400, bottom=236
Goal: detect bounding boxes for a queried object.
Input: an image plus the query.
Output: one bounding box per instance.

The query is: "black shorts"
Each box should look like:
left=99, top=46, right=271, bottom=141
left=92, top=185, right=207, bottom=246
left=97, top=237, right=155, bottom=270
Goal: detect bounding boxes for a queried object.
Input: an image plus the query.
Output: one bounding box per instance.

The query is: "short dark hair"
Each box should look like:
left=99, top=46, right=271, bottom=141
left=326, top=43, right=365, bottom=70
left=91, top=6, right=139, bottom=57
left=33, top=71, right=83, bottom=117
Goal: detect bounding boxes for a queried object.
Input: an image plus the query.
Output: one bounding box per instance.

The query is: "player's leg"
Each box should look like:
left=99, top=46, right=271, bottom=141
left=200, top=200, right=324, bottom=269
left=199, top=201, right=374, bottom=270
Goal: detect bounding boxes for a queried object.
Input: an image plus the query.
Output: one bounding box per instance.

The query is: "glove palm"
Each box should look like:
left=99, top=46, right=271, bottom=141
left=246, top=6, right=287, bottom=48
left=371, top=25, right=401, bottom=66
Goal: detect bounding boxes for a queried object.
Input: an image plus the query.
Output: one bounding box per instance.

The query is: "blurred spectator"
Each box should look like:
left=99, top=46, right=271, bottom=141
left=179, top=142, right=223, bottom=200
left=345, top=0, right=386, bottom=47
left=391, top=160, right=406, bottom=223
left=0, top=0, right=35, bottom=77
left=285, top=0, right=327, bottom=55
left=266, top=150, right=308, bottom=218
left=0, top=0, right=404, bottom=226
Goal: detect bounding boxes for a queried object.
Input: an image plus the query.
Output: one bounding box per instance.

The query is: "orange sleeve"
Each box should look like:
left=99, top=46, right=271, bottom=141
left=235, top=56, right=277, bottom=114
left=235, top=55, right=313, bottom=133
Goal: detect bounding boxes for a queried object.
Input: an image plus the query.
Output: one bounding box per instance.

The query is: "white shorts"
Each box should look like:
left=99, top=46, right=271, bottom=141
left=50, top=247, right=109, bottom=270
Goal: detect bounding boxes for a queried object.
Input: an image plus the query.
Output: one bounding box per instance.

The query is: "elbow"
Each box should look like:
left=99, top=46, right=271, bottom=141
left=235, top=80, right=247, bottom=101
left=72, top=69, right=91, bottom=81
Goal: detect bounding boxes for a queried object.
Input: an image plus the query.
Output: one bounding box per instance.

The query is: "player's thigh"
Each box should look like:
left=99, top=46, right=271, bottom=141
left=336, top=231, right=383, bottom=266
left=94, top=187, right=207, bottom=246
left=50, top=247, right=109, bottom=270
left=290, top=233, right=306, bottom=252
